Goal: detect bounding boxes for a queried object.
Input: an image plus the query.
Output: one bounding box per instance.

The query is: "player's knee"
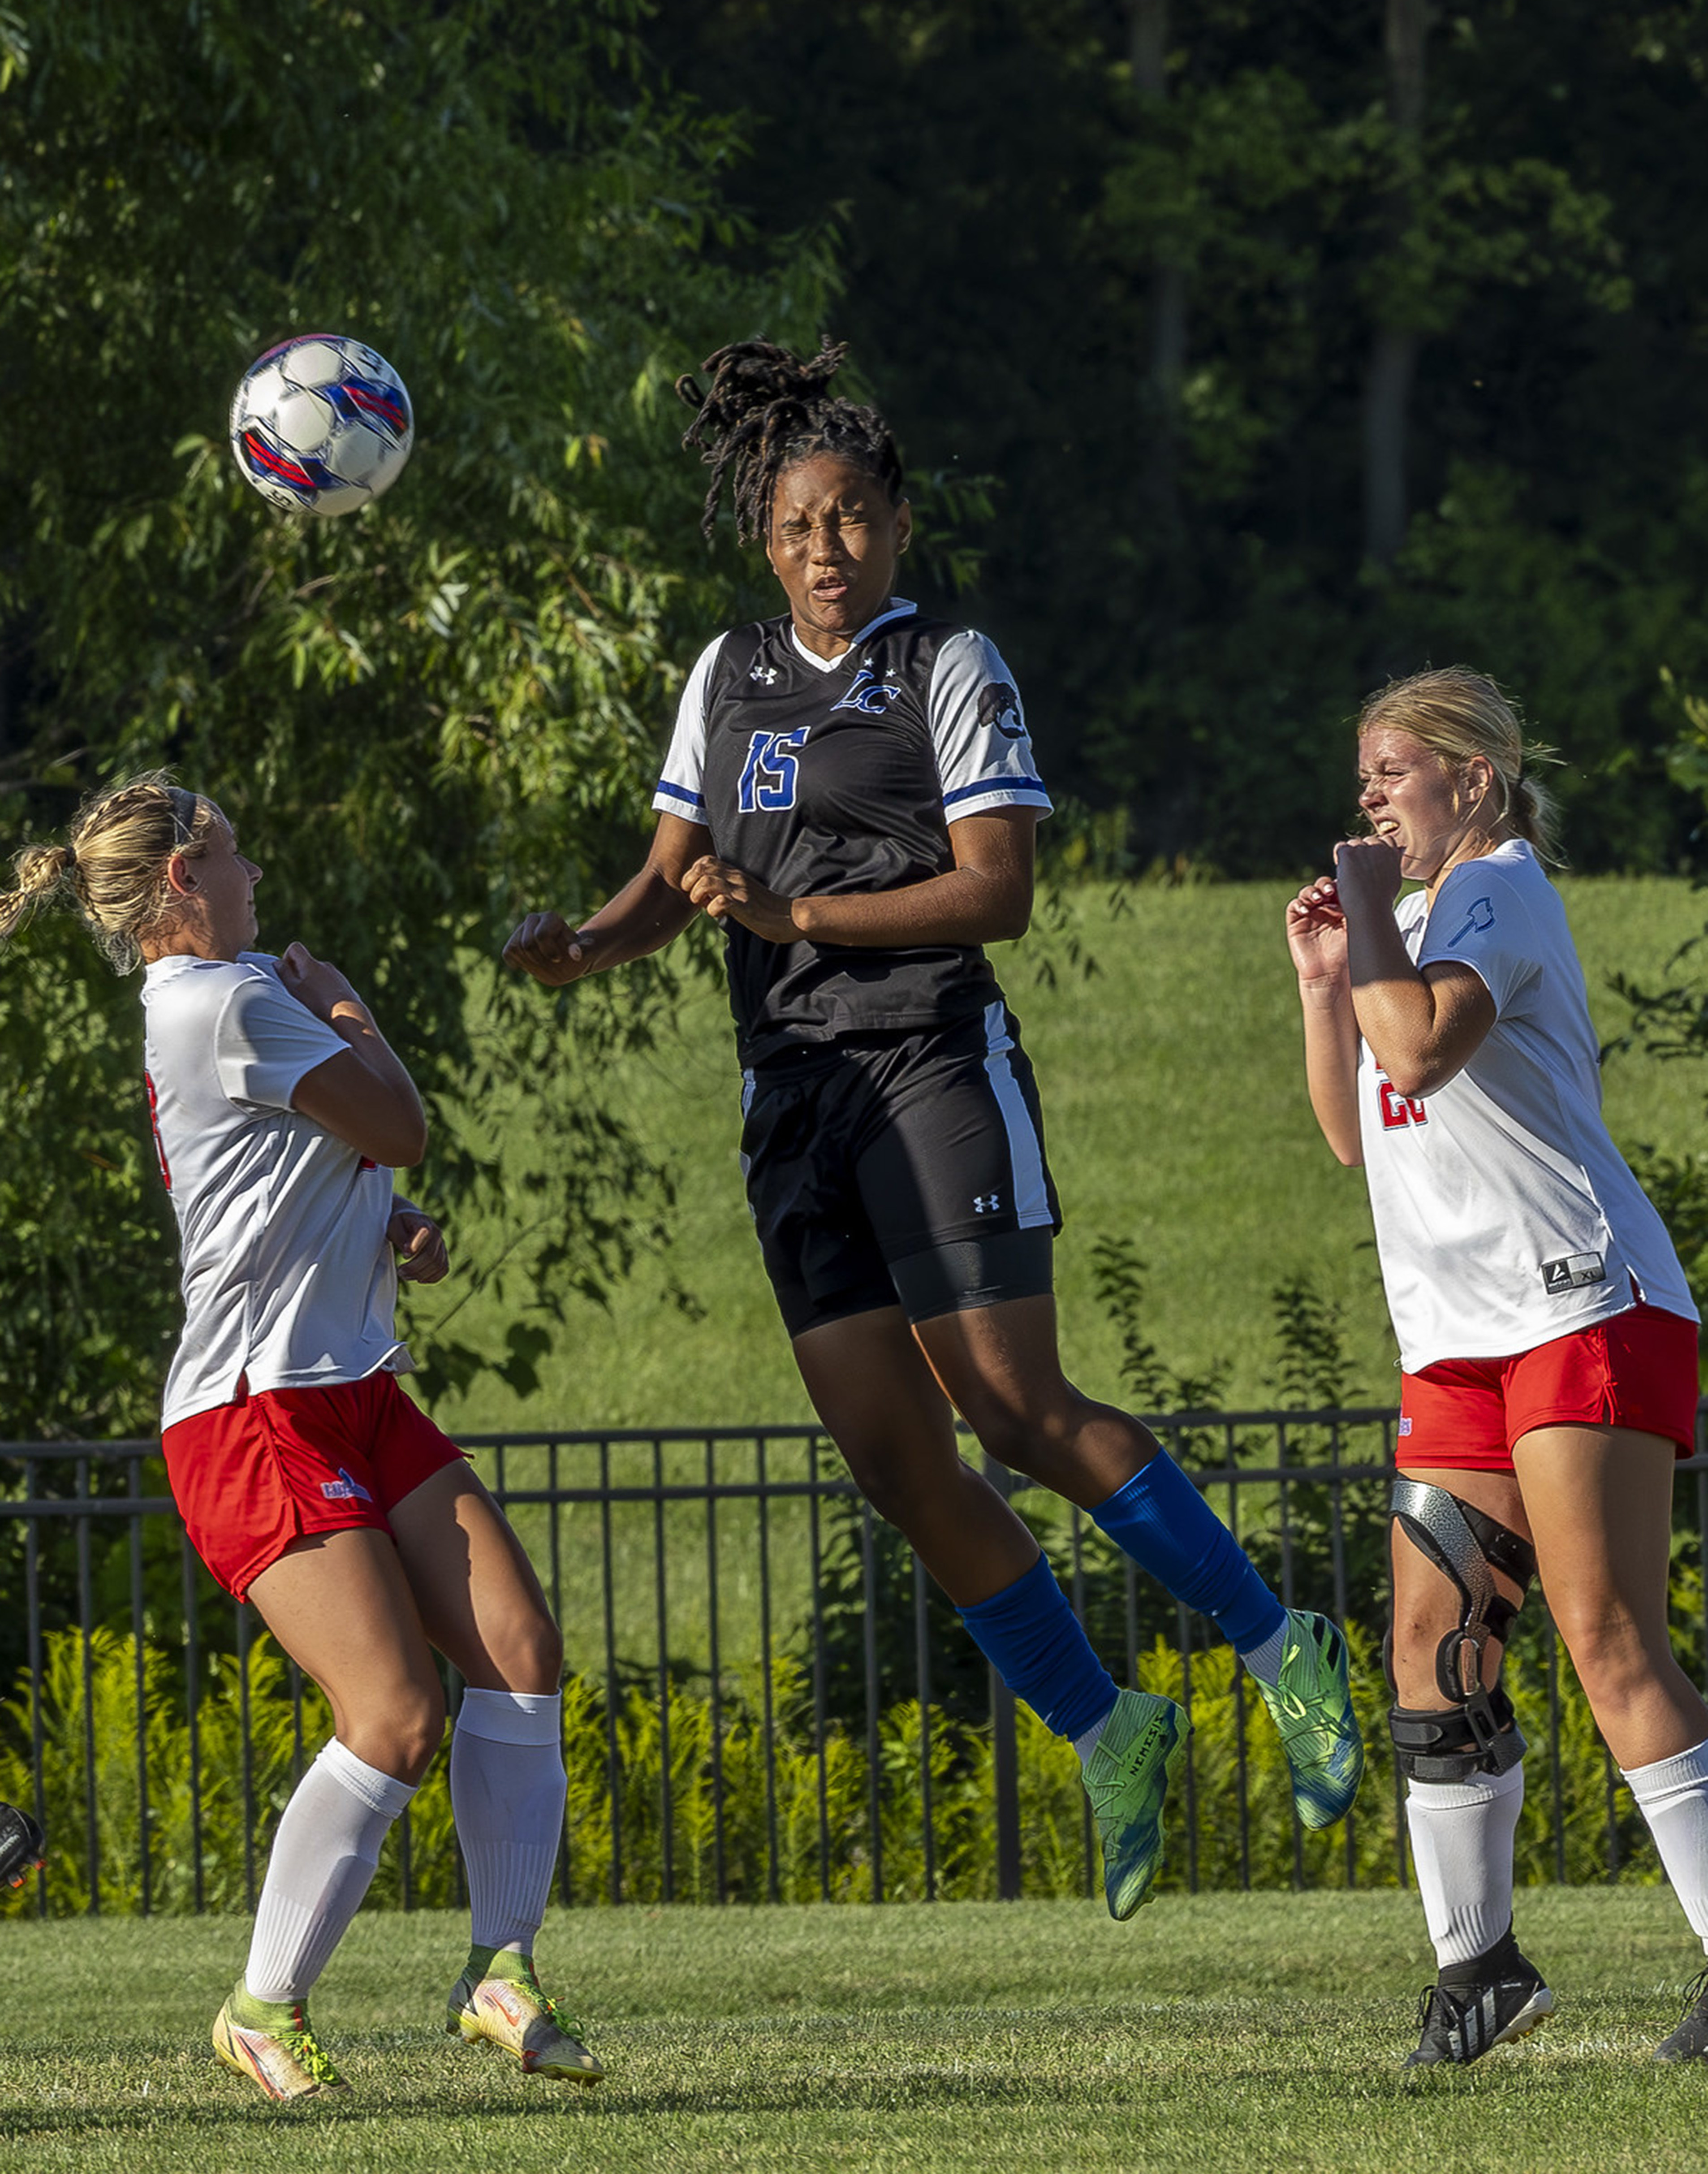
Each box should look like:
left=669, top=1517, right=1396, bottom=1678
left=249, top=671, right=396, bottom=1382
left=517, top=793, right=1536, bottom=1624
left=370, top=1681, right=447, bottom=1785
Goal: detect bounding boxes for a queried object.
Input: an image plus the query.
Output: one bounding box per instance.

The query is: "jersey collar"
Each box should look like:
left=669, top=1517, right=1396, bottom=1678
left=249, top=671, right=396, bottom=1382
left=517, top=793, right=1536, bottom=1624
left=788, top=597, right=917, bottom=674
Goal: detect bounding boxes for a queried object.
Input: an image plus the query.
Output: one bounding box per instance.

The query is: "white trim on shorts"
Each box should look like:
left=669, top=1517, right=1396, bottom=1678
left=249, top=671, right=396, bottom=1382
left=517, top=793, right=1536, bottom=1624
left=981, top=1001, right=1053, bottom=1229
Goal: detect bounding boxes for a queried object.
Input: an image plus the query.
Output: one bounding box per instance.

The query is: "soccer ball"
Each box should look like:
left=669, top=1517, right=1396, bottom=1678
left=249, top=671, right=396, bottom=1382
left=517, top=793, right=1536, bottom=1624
left=229, top=335, right=414, bottom=517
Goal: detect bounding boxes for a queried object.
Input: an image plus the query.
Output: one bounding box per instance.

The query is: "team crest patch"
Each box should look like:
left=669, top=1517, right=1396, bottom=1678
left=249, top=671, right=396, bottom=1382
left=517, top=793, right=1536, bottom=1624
left=1397, top=1417, right=1412, bottom=1436
left=976, top=682, right=1025, bottom=738
left=320, top=1466, right=374, bottom=1503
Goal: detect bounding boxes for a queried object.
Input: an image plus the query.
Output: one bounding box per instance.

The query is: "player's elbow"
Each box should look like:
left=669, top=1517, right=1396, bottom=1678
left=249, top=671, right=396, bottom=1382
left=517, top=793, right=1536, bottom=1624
left=385, top=1110, right=430, bottom=1169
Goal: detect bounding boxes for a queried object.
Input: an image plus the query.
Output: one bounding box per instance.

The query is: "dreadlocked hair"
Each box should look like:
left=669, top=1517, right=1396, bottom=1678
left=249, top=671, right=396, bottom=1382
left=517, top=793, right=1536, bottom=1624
left=675, top=337, right=905, bottom=544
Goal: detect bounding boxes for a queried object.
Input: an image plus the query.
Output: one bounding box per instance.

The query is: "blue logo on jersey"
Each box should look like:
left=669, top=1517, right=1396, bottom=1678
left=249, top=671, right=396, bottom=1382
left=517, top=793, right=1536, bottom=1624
left=1448, top=897, right=1495, bottom=947
left=738, top=728, right=808, bottom=813
left=830, top=667, right=902, bottom=717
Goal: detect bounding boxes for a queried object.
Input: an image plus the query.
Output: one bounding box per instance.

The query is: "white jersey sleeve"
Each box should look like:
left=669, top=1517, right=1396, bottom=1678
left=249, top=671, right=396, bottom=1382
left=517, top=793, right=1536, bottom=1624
left=215, top=955, right=349, bottom=1113
left=1414, top=862, right=1541, bottom=1018
left=927, top=630, right=1053, bottom=823
left=651, top=635, right=726, bottom=824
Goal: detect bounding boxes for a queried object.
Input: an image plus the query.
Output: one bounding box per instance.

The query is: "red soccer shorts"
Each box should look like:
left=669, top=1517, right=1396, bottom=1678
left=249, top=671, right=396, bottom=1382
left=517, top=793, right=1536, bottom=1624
left=161, top=1370, right=466, bottom=1599
left=1395, top=1302, right=1701, bottom=1473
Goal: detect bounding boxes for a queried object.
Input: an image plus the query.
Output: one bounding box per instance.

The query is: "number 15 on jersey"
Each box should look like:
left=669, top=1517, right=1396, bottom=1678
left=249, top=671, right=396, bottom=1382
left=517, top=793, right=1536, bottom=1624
left=738, top=729, right=808, bottom=813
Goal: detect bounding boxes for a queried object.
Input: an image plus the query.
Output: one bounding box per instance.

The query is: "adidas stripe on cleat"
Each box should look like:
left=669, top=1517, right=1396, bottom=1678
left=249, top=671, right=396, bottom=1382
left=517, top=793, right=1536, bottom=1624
left=212, top=1982, right=348, bottom=2100
left=446, top=1951, right=602, bottom=2083
left=1080, top=1688, right=1191, bottom=1921
left=1253, top=1609, right=1365, bottom=1830
left=1405, top=1941, right=1553, bottom=2068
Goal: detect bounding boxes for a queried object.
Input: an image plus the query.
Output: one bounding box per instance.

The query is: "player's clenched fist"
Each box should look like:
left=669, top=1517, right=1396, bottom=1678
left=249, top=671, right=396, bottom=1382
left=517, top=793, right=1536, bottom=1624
left=279, top=942, right=362, bottom=1021
left=503, top=911, right=597, bottom=986
left=388, top=1202, right=449, bottom=1284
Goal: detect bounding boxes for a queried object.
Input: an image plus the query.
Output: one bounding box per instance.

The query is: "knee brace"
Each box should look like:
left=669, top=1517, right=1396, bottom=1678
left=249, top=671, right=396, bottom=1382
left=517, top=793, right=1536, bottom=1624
left=1387, top=1478, right=1536, bottom=1782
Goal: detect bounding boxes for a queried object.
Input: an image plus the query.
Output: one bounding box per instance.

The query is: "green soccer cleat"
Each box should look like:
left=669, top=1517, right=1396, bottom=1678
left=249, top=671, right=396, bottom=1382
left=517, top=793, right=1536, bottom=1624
left=446, top=1949, right=603, bottom=2083
left=1253, top=1609, right=1365, bottom=1830
left=212, top=1980, right=348, bottom=2101
left=1081, top=1688, right=1191, bottom=1921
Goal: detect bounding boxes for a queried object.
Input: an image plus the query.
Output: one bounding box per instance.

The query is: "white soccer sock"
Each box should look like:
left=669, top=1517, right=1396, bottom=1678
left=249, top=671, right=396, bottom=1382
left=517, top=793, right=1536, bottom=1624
left=1623, top=1737, right=1708, bottom=1951
left=245, top=1737, right=416, bottom=2005
left=1405, top=1761, right=1525, bottom=1970
left=450, top=1689, right=566, bottom=1954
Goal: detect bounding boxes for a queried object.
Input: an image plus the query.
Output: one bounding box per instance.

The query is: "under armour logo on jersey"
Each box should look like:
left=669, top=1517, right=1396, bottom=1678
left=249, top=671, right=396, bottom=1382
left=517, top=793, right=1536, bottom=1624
left=750, top=662, right=781, bottom=685
left=1448, top=897, right=1495, bottom=947
left=830, top=666, right=902, bottom=716
left=976, top=682, right=1025, bottom=738
left=973, top=1192, right=1002, bottom=1214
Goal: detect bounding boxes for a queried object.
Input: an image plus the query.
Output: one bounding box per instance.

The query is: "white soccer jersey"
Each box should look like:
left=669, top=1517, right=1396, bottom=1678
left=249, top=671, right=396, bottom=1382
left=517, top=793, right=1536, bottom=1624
left=1357, top=840, right=1696, bottom=1372
left=141, top=951, right=409, bottom=1428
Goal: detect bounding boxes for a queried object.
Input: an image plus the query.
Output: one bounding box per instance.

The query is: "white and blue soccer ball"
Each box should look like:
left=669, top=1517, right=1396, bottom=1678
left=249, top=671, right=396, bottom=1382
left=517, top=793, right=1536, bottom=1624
left=229, top=334, right=414, bottom=517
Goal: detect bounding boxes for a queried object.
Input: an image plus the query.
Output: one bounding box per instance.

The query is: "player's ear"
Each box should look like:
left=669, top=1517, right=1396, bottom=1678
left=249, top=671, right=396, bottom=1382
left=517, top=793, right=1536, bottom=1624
left=164, top=851, right=202, bottom=899
left=894, top=497, right=913, bottom=558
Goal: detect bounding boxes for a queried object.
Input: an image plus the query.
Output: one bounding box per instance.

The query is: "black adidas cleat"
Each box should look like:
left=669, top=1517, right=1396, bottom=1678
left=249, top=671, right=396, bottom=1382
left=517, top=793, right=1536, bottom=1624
left=0, top=1803, right=44, bottom=1889
left=1654, top=1966, right=1708, bottom=2062
left=1405, top=1932, right=1553, bottom=2068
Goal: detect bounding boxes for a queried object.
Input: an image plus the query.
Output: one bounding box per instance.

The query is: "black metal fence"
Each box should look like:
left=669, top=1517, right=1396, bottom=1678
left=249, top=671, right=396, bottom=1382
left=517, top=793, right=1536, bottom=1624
left=5, top=1408, right=1708, bottom=1917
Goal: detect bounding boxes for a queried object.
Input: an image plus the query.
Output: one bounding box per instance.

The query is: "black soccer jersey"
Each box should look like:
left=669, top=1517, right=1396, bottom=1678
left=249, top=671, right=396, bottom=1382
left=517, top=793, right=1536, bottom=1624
left=652, top=598, right=1051, bottom=1065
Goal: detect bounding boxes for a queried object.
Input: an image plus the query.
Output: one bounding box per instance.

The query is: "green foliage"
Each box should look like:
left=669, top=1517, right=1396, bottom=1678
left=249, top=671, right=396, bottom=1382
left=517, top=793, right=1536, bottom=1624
left=0, top=0, right=836, bottom=1432
left=3, top=1612, right=1678, bottom=1915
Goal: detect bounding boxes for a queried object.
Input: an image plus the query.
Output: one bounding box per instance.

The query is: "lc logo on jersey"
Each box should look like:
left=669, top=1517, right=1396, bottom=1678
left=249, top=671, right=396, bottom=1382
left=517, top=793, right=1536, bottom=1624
left=1377, top=1072, right=1428, bottom=1130
left=830, top=666, right=902, bottom=717
left=738, top=728, right=808, bottom=813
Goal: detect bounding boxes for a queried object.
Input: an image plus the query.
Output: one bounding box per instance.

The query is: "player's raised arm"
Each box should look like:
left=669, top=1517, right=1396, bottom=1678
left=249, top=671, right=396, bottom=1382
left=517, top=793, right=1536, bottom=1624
left=1285, top=873, right=1362, bottom=1166
left=502, top=811, right=706, bottom=986
left=281, top=942, right=428, bottom=1167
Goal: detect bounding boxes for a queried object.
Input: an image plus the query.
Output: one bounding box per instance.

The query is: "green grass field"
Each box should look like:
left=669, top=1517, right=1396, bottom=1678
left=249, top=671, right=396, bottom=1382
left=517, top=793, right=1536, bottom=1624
left=428, top=877, right=1708, bottom=1439
left=4, top=1891, right=1708, bottom=2171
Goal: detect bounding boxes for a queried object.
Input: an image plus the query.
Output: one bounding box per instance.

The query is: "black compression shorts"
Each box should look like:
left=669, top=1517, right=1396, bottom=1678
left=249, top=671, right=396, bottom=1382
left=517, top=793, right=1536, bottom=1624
left=738, top=1000, right=1062, bottom=1340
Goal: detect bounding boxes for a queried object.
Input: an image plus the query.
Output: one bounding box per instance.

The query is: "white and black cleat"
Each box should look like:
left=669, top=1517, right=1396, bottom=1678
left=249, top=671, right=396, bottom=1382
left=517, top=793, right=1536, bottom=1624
left=1405, top=1931, right=1553, bottom=2068
left=1654, top=1967, right=1708, bottom=2062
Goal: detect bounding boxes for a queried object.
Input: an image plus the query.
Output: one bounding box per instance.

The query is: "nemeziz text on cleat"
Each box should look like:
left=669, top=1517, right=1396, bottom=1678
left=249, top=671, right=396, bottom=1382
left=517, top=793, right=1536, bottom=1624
left=446, top=1954, right=603, bottom=2083
left=212, top=1981, right=348, bottom=2100
left=1253, top=1609, right=1365, bottom=1830
left=1654, top=1966, right=1708, bottom=2062
left=1080, top=1688, right=1190, bottom=1921
left=1406, top=1952, right=1554, bottom=2068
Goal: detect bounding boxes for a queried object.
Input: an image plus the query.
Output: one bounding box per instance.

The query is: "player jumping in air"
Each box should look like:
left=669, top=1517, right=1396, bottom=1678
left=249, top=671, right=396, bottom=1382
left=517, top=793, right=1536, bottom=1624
left=1, top=777, right=597, bottom=2100
left=505, top=337, right=1364, bottom=1916
left=1287, top=669, right=1708, bottom=2066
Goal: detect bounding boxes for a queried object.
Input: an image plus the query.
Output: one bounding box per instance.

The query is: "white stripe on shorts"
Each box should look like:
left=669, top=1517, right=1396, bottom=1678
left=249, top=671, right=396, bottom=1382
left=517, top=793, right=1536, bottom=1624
left=981, top=1001, right=1052, bottom=1228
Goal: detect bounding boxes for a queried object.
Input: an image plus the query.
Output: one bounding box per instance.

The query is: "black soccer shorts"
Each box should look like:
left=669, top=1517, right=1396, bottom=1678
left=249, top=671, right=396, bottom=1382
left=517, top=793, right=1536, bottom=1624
left=738, top=999, right=1062, bottom=1340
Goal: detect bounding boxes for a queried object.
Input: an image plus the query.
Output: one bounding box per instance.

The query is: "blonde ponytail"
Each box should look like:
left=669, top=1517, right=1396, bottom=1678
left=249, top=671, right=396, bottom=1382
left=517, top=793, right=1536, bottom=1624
left=1, top=772, right=216, bottom=972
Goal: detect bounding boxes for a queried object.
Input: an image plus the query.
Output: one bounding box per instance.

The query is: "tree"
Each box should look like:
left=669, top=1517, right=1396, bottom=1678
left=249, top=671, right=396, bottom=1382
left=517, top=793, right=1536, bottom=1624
left=0, top=0, right=833, bottom=1435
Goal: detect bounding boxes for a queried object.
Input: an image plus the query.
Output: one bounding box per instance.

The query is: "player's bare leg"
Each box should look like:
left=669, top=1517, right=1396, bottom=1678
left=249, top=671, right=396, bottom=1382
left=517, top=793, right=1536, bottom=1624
left=212, top=1530, right=442, bottom=2099
left=793, top=1306, right=1187, bottom=1917
left=915, top=1293, right=1363, bottom=1830
left=1513, top=1427, right=1708, bottom=2061
left=388, top=1463, right=599, bottom=2083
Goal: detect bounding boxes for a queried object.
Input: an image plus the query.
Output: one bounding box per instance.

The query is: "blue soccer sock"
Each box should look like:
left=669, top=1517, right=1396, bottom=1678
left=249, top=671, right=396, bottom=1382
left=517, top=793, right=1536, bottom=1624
left=957, top=1552, right=1119, bottom=1742
left=1092, top=1452, right=1286, bottom=1655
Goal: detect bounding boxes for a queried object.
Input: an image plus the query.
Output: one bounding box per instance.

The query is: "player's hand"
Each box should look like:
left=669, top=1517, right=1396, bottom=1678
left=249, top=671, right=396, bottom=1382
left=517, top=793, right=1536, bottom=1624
left=1285, top=876, right=1349, bottom=984
left=388, top=1204, right=449, bottom=1283
left=682, top=856, right=797, bottom=944
left=279, top=943, right=362, bottom=1022
left=503, top=911, right=598, bottom=987
left=1331, top=835, right=1405, bottom=913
